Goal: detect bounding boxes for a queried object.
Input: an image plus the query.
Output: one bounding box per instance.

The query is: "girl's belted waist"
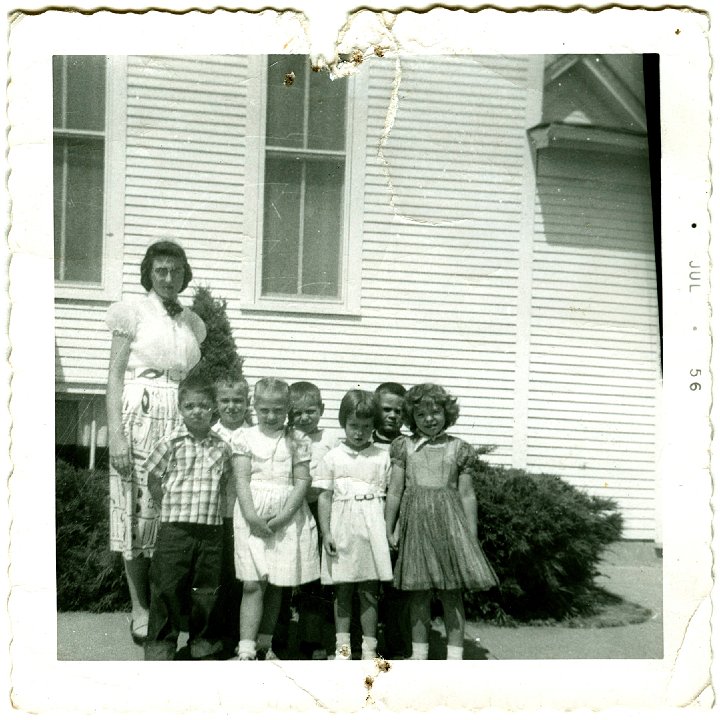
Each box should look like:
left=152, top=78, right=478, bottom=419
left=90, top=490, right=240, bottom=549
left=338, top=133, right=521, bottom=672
left=332, top=491, right=386, bottom=502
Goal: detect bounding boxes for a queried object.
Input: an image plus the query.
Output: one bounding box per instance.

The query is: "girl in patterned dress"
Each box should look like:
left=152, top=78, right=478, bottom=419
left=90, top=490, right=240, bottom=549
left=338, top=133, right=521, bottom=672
left=385, top=383, right=497, bottom=660
left=314, top=390, right=393, bottom=661
left=232, top=378, right=319, bottom=660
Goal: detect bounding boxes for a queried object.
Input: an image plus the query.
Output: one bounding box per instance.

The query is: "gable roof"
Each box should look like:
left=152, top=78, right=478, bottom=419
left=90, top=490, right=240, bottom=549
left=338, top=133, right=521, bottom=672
left=543, top=54, right=647, bottom=134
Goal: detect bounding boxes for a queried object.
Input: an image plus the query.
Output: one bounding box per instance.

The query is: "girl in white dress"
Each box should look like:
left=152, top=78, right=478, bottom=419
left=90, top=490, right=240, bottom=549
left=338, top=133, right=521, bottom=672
left=232, top=378, right=319, bottom=660
left=314, top=390, right=392, bottom=660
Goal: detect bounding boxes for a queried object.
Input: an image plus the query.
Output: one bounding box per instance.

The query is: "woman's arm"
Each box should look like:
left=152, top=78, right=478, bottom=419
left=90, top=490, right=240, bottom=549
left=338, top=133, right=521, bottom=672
left=233, top=455, right=272, bottom=538
left=147, top=470, right=163, bottom=509
left=458, top=471, right=478, bottom=538
left=385, top=464, right=405, bottom=550
left=317, top=489, right=337, bottom=556
left=106, top=333, right=132, bottom=476
left=267, top=460, right=311, bottom=531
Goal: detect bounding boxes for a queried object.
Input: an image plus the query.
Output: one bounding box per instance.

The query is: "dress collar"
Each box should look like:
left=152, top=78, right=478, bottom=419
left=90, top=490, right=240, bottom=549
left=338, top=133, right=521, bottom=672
left=411, top=432, right=448, bottom=452
left=148, top=290, right=183, bottom=317
left=339, top=441, right=374, bottom=456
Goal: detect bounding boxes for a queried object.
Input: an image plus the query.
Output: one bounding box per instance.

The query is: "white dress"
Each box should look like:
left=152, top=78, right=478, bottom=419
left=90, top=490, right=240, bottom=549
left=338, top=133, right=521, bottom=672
left=232, top=426, right=320, bottom=586
left=105, top=290, right=206, bottom=558
left=314, top=444, right=393, bottom=584
left=212, top=420, right=250, bottom=519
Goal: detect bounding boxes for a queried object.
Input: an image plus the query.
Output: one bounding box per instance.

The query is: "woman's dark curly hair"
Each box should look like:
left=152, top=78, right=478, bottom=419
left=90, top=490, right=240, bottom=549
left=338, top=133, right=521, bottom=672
left=140, top=239, right=193, bottom=293
left=403, top=383, right=460, bottom=433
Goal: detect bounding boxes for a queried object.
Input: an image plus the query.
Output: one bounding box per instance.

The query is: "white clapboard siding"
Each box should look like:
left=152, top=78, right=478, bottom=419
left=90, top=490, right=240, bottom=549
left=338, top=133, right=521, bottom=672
left=228, top=55, right=535, bottom=465
left=123, top=54, right=247, bottom=299
left=54, top=55, right=659, bottom=538
left=55, top=301, right=112, bottom=390
left=56, top=55, right=248, bottom=392
left=526, top=147, right=659, bottom=539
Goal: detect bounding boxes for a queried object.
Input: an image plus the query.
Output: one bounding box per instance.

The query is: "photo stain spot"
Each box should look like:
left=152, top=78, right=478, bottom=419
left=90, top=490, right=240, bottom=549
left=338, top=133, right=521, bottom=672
left=375, top=657, right=391, bottom=672
left=675, top=28, right=681, bottom=35
left=284, top=71, right=295, bottom=87
left=365, top=676, right=374, bottom=691
left=374, top=46, right=385, bottom=57
left=352, top=49, right=364, bottom=65
left=692, top=223, right=697, bottom=228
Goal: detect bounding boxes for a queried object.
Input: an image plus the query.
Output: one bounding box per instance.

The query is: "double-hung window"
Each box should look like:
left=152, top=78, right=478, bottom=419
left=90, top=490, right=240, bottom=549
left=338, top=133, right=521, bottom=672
left=53, top=55, right=126, bottom=300
left=243, top=54, right=366, bottom=314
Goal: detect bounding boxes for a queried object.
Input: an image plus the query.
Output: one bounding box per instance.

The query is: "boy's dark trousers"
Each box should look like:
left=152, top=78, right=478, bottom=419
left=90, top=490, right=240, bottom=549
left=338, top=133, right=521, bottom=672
left=296, top=500, right=335, bottom=657
left=207, top=518, right=242, bottom=657
left=145, top=522, right=223, bottom=661
left=379, top=549, right=412, bottom=659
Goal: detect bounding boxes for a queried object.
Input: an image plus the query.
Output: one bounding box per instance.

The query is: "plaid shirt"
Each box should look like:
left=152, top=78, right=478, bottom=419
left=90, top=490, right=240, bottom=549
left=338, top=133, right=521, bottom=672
left=144, top=426, right=232, bottom=525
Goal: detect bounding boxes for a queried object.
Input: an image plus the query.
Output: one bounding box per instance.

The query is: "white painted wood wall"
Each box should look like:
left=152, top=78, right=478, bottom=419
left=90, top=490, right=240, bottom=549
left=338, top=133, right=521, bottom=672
left=54, top=55, right=660, bottom=539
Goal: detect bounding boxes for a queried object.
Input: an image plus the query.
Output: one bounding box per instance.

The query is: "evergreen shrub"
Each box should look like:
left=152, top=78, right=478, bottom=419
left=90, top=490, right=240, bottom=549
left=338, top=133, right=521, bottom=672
left=190, top=286, right=244, bottom=383
left=55, top=459, right=129, bottom=612
left=466, top=450, right=623, bottom=623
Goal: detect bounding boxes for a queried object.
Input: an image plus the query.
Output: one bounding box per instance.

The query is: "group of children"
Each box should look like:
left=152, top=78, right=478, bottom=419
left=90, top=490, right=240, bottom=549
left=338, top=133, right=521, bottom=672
left=142, top=371, right=498, bottom=661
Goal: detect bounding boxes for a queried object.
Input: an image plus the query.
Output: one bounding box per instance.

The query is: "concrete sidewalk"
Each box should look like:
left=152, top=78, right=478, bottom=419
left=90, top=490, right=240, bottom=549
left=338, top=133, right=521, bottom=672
left=57, top=542, right=662, bottom=661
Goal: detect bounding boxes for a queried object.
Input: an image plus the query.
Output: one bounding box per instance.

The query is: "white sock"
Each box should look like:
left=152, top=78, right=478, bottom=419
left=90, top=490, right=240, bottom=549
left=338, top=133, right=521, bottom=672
left=238, top=639, right=256, bottom=658
left=361, top=635, right=378, bottom=659
left=335, top=632, right=351, bottom=659
left=410, top=642, right=429, bottom=660
left=446, top=644, right=463, bottom=660
left=257, top=633, right=273, bottom=651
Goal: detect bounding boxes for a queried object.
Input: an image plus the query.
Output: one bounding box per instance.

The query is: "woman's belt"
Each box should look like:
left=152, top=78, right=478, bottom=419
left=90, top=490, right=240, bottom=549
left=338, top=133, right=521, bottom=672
left=133, top=367, right=186, bottom=383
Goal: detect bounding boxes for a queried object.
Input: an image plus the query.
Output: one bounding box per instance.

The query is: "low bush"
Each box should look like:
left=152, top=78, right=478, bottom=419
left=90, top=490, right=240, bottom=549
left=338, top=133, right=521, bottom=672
left=466, top=451, right=623, bottom=623
left=55, top=459, right=129, bottom=612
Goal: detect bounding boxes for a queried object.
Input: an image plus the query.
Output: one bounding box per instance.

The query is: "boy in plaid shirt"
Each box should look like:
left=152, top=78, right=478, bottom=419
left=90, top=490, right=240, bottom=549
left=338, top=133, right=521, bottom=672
left=144, top=374, right=233, bottom=660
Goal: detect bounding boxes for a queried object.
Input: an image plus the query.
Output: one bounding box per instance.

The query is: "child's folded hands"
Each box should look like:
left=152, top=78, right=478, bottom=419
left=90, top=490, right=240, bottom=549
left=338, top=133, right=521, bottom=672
left=248, top=515, right=273, bottom=538
left=266, top=514, right=288, bottom=533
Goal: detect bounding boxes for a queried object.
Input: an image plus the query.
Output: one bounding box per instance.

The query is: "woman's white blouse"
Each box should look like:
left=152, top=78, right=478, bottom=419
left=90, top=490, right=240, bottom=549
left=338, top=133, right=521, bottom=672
left=106, top=291, right=206, bottom=373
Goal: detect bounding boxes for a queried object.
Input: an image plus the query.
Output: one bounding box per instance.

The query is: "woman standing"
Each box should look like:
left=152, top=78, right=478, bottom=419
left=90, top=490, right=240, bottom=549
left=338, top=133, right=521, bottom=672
left=106, top=239, right=206, bottom=643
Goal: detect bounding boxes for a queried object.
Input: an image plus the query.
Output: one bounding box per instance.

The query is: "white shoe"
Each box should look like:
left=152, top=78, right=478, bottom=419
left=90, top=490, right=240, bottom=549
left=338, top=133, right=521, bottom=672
left=334, top=644, right=351, bottom=660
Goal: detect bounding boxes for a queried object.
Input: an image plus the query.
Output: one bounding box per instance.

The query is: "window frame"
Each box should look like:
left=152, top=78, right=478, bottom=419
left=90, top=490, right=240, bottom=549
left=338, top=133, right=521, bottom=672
left=53, top=55, right=127, bottom=302
left=241, top=55, right=366, bottom=315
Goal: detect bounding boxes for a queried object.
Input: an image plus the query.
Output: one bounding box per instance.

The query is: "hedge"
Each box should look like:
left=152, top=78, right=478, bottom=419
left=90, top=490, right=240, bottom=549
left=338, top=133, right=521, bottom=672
left=55, top=460, right=129, bottom=612
left=56, top=450, right=622, bottom=621
left=465, top=450, right=623, bottom=623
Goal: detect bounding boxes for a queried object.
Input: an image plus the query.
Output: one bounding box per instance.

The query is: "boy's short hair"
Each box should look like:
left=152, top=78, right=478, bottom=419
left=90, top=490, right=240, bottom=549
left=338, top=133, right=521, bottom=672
left=214, top=363, right=249, bottom=396
left=289, top=381, right=323, bottom=408
left=375, top=382, right=406, bottom=398
left=254, top=377, right=289, bottom=404
left=178, top=373, right=216, bottom=404
left=403, top=383, right=459, bottom=432
left=338, top=389, right=377, bottom=427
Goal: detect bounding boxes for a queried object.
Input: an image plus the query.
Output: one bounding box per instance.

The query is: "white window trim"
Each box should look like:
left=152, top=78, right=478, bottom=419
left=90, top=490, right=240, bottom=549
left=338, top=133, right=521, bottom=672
left=54, top=56, right=127, bottom=302
left=241, top=55, right=366, bottom=316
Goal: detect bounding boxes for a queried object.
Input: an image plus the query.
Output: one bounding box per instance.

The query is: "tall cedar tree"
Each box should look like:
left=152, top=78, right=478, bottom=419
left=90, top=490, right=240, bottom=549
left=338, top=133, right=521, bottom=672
left=190, top=286, right=244, bottom=382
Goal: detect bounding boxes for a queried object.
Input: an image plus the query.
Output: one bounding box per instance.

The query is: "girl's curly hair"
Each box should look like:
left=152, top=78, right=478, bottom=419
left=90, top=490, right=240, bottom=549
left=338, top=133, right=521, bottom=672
left=403, top=383, right=460, bottom=433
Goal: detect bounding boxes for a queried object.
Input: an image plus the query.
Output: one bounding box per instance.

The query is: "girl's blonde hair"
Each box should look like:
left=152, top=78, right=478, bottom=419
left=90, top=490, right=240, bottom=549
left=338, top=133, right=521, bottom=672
left=253, top=377, right=289, bottom=404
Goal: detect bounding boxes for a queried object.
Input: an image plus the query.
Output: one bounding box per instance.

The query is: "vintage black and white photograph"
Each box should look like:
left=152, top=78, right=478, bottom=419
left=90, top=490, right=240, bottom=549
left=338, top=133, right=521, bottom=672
left=6, top=4, right=714, bottom=713
left=52, top=50, right=664, bottom=664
